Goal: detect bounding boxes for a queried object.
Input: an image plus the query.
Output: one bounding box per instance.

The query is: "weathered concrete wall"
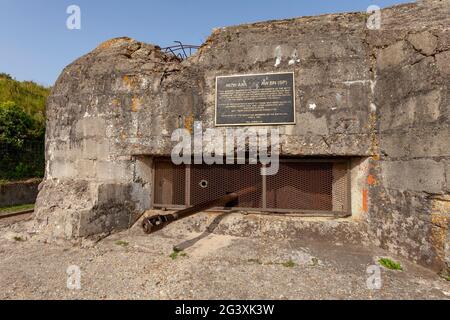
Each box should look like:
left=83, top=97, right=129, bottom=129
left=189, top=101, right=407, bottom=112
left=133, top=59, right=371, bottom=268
left=34, top=0, right=449, bottom=273
left=0, top=179, right=41, bottom=207
left=365, top=0, right=450, bottom=272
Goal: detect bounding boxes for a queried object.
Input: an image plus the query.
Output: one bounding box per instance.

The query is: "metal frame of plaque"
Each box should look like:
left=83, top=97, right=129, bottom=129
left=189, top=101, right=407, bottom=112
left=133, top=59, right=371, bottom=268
left=215, top=72, right=296, bottom=127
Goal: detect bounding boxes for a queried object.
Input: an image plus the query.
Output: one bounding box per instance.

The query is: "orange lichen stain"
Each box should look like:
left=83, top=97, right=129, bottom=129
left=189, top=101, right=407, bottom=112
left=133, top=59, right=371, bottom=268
left=430, top=198, right=450, bottom=260
left=367, top=175, right=376, bottom=186
left=371, top=154, right=381, bottom=161
left=362, top=189, right=369, bottom=213
left=131, top=97, right=142, bottom=112
left=96, top=37, right=133, bottom=50
left=184, top=114, right=194, bottom=134
left=123, top=75, right=138, bottom=89
left=196, top=29, right=221, bottom=56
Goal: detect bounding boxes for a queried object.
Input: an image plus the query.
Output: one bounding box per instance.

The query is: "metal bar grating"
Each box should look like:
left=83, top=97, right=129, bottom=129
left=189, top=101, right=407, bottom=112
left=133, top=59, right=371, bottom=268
left=267, top=163, right=332, bottom=211
left=153, top=158, right=350, bottom=215
left=190, top=163, right=262, bottom=208
left=153, top=159, right=185, bottom=206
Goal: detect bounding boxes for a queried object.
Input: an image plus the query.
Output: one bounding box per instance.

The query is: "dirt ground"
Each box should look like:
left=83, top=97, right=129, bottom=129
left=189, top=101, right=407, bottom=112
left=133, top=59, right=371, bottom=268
left=0, top=215, right=449, bottom=300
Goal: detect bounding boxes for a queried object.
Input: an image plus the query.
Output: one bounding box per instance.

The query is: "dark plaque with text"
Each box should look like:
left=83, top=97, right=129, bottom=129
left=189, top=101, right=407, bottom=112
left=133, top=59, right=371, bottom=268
left=215, top=72, right=295, bottom=126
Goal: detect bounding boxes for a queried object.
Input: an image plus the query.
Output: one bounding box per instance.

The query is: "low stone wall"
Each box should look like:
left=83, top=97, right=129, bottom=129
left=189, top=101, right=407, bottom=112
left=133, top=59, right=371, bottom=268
left=0, top=179, right=42, bottom=207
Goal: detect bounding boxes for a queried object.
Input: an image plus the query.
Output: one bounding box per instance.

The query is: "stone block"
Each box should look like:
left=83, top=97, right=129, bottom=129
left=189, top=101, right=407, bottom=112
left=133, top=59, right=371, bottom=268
left=75, top=159, right=97, bottom=179
left=82, top=139, right=110, bottom=160
left=49, top=160, right=77, bottom=179
left=381, top=160, right=445, bottom=194
left=381, top=126, right=450, bottom=158
left=407, top=31, right=438, bottom=56
left=75, top=117, right=106, bottom=138
left=376, top=57, right=438, bottom=104
left=436, top=51, right=450, bottom=75
left=293, top=113, right=329, bottom=135
left=376, top=40, right=422, bottom=71
left=96, top=161, right=133, bottom=182
left=380, top=89, right=442, bottom=131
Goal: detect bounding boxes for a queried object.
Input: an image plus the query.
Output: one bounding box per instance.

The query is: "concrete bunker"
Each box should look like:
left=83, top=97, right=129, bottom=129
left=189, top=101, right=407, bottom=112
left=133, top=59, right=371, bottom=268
left=33, top=0, right=450, bottom=275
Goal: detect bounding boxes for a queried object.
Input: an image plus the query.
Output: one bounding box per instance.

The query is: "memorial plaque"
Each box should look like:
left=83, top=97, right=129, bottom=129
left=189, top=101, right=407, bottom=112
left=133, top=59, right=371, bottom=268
left=215, top=72, right=295, bottom=126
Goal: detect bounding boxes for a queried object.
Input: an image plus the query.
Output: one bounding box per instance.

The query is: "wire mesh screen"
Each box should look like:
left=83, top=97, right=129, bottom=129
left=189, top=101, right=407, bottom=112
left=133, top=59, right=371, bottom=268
left=190, top=163, right=262, bottom=208
left=266, top=162, right=332, bottom=211
left=153, top=160, right=185, bottom=205
left=331, top=162, right=350, bottom=213
left=266, top=162, right=348, bottom=212
left=153, top=159, right=350, bottom=214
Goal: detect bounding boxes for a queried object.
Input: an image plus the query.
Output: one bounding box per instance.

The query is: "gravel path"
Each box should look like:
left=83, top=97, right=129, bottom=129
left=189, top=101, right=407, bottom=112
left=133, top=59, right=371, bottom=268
left=0, top=218, right=449, bottom=300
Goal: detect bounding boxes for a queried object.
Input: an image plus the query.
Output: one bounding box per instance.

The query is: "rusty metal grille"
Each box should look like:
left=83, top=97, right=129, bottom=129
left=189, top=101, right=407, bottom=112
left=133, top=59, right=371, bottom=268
left=330, top=162, right=350, bottom=213
left=153, top=158, right=350, bottom=215
left=266, top=162, right=349, bottom=212
left=266, top=163, right=333, bottom=211
left=190, top=163, right=262, bottom=208
left=153, top=159, right=185, bottom=206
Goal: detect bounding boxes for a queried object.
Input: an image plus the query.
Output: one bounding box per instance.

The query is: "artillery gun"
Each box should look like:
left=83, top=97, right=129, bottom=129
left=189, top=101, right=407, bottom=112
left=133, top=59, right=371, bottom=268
left=142, top=186, right=258, bottom=234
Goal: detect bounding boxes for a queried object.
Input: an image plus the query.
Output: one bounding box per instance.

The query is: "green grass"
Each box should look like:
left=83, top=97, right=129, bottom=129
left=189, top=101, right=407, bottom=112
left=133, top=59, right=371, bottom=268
left=169, top=249, right=188, bottom=260
left=282, top=260, right=296, bottom=268
left=0, top=203, right=34, bottom=215
left=378, top=258, right=403, bottom=271
left=115, top=240, right=129, bottom=247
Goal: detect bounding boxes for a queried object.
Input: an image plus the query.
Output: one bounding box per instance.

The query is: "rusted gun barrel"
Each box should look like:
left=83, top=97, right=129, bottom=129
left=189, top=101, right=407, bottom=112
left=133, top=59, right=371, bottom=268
left=142, top=186, right=258, bottom=234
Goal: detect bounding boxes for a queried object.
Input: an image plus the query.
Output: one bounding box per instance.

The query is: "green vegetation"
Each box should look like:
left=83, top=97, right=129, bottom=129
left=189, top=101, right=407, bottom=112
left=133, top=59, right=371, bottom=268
left=169, top=248, right=188, bottom=260
left=0, top=203, right=34, bottom=215
left=0, top=73, right=49, bottom=124
left=0, top=101, right=44, bottom=144
left=115, top=240, right=129, bottom=247
left=0, top=73, right=50, bottom=181
left=378, top=258, right=403, bottom=271
left=247, top=258, right=298, bottom=267
left=282, top=260, right=296, bottom=268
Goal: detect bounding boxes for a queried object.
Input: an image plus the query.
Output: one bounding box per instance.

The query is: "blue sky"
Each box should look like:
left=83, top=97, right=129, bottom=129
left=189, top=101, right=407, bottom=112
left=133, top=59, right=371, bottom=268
left=0, top=0, right=411, bottom=86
